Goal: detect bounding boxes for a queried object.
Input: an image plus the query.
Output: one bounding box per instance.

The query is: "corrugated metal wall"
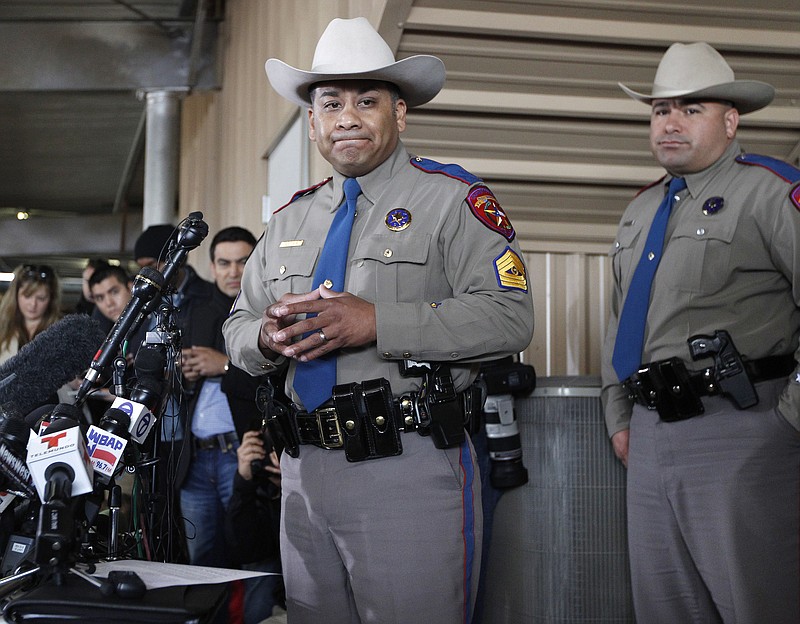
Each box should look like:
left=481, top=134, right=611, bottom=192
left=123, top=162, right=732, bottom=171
left=179, top=0, right=800, bottom=378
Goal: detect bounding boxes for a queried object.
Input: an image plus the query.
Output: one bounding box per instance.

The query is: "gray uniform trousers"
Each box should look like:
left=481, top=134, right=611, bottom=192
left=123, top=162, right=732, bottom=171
left=627, top=378, right=800, bottom=623
left=279, top=432, right=482, bottom=624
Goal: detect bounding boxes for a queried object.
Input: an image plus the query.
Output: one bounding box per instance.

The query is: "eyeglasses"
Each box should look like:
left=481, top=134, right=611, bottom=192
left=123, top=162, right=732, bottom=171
left=21, top=265, right=55, bottom=282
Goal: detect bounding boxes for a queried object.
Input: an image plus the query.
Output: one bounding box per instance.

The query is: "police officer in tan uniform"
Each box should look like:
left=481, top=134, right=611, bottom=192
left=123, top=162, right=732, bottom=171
left=602, top=42, right=800, bottom=623
left=223, top=17, right=533, bottom=624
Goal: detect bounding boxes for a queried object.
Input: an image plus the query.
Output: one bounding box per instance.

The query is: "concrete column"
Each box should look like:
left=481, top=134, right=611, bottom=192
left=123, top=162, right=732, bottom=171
left=142, top=89, right=184, bottom=229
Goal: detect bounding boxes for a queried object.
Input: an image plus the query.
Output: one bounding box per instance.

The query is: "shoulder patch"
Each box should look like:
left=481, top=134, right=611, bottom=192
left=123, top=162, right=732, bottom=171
left=792, top=185, right=800, bottom=212
left=275, top=177, right=332, bottom=214
left=736, top=154, right=800, bottom=184
left=494, top=247, right=528, bottom=292
left=410, top=157, right=481, bottom=185
left=635, top=175, right=666, bottom=198
left=468, top=185, right=516, bottom=241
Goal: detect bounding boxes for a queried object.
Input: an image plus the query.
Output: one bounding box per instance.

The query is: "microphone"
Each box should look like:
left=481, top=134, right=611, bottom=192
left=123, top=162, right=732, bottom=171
left=111, top=345, right=168, bottom=444
left=30, top=416, right=90, bottom=574
left=0, top=415, right=35, bottom=498
left=75, top=267, right=166, bottom=404
left=0, top=315, right=105, bottom=418
left=86, top=408, right=130, bottom=485
left=26, top=416, right=94, bottom=503
left=141, top=213, right=208, bottom=307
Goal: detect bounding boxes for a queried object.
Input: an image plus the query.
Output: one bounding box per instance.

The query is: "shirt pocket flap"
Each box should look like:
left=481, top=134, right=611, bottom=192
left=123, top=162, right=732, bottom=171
left=263, top=246, right=319, bottom=281
left=610, top=221, right=642, bottom=256
left=672, top=218, right=736, bottom=243
left=352, top=234, right=431, bottom=265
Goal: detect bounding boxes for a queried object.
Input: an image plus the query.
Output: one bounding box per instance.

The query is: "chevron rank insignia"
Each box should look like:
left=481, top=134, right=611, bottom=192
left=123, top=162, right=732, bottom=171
left=494, top=247, right=527, bottom=292
left=468, top=185, right=515, bottom=241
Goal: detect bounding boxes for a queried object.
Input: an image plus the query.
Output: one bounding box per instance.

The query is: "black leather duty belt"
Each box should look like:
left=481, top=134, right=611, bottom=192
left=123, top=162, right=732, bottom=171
left=194, top=431, right=238, bottom=452
left=625, top=353, right=795, bottom=421
left=292, top=400, right=418, bottom=450
left=267, top=374, right=471, bottom=462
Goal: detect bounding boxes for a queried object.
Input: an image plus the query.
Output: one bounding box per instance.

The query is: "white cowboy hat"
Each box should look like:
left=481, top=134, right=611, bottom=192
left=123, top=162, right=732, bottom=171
left=265, top=17, right=446, bottom=108
left=618, top=42, right=774, bottom=114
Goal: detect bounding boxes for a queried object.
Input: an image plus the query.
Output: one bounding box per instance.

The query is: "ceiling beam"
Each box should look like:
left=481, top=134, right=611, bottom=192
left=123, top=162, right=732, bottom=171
left=420, top=155, right=663, bottom=186
left=406, top=7, right=800, bottom=53
left=426, top=89, right=800, bottom=129
left=0, top=21, right=219, bottom=91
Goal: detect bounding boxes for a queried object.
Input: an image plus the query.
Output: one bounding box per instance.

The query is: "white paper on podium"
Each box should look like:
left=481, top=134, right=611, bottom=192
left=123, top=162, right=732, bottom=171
left=91, top=560, right=280, bottom=590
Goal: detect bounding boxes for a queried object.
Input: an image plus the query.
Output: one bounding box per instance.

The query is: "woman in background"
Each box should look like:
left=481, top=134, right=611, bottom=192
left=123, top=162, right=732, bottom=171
left=0, top=264, right=61, bottom=364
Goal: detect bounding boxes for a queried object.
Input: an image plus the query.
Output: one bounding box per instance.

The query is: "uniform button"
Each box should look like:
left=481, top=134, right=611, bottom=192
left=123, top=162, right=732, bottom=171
left=358, top=260, right=364, bottom=267
left=449, top=352, right=459, bottom=359
left=279, top=265, right=286, bottom=275
left=615, top=242, right=620, bottom=249
left=260, top=362, right=274, bottom=371
left=383, top=249, right=392, bottom=258
left=323, top=279, right=333, bottom=288
left=402, top=352, right=412, bottom=358
left=382, top=352, right=392, bottom=359
left=696, top=228, right=705, bottom=236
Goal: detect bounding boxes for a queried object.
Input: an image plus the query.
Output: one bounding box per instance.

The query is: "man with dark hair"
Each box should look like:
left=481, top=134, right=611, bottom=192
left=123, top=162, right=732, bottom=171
left=88, top=264, right=132, bottom=331
left=87, top=263, right=145, bottom=412
left=178, top=226, right=280, bottom=622
left=75, top=258, right=110, bottom=316
left=133, top=223, right=213, bottom=563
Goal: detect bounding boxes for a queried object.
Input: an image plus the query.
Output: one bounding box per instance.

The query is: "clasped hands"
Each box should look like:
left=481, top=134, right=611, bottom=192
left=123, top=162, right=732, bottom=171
left=259, top=285, right=376, bottom=362
left=181, top=345, right=228, bottom=381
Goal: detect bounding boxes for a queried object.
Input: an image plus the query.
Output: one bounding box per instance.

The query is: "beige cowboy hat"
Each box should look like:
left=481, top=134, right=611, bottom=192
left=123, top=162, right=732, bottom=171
left=265, top=17, right=446, bottom=108
left=618, top=42, right=774, bottom=114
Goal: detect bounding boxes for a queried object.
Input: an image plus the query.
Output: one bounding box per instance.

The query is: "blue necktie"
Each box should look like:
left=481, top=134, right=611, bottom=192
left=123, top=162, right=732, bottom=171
left=612, top=176, right=686, bottom=381
left=294, top=177, right=361, bottom=411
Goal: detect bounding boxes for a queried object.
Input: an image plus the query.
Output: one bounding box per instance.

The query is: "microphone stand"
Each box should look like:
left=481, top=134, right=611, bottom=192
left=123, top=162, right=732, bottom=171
left=108, top=484, right=121, bottom=560
left=0, top=563, right=40, bottom=600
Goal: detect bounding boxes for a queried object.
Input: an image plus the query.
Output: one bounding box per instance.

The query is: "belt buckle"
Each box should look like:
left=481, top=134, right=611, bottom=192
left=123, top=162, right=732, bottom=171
left=316, top=407, right=343, bottom=449
left=217, top=433, right=233, bottom=453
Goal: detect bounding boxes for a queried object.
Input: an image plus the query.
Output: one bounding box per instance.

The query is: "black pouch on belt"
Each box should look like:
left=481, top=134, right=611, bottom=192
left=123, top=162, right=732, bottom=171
left=256, top=379, right=300, bottom=458
left=332, top=378, right=402, bottom=462
left=423, top=367, right=467, bottom=448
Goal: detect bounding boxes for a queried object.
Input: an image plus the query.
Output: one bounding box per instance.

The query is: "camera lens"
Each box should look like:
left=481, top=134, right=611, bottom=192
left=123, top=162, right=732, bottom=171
left=483, top=394, right=528, bottom=489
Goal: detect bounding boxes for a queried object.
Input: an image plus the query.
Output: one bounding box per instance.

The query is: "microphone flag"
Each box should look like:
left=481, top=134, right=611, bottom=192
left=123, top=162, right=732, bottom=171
left=26, top=427, right=94, bottom=502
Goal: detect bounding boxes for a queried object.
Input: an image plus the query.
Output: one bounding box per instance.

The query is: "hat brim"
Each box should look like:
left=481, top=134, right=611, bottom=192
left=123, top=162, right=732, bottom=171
left=266, top=55, right=446, bottom=108
left=618, top=80, right=774, bottom=115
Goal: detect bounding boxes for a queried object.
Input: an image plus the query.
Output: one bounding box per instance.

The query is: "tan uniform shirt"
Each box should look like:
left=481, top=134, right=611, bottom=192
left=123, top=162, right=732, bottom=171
left=602, top=140, right=800, bottom=436
left=223, top=142, right=534, bottom=406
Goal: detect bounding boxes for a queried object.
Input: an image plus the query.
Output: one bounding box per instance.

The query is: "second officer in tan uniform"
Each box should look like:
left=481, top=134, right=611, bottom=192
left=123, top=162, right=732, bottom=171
left=602, top=42, right=800, bottom=623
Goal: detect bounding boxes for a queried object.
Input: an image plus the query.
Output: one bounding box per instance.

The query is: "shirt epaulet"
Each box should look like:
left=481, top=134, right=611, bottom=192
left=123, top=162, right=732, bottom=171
left=275, top=177, right=333, bottom=214
left=634, top=175, right=667, bottom=198
left=736, top=154, right=800, bottom=184
left=410, top=157, right=482, bottom=185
